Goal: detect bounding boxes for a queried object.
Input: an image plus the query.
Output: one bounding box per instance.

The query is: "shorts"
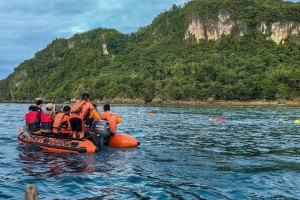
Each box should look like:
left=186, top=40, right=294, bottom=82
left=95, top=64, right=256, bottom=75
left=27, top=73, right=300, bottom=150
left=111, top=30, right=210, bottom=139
left=70, top=118, right=84, bottom=132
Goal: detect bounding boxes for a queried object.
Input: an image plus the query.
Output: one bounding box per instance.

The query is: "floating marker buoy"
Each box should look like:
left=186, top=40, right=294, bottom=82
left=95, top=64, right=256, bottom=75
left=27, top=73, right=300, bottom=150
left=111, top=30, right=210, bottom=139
left=294, top=120, right=300, bottom=124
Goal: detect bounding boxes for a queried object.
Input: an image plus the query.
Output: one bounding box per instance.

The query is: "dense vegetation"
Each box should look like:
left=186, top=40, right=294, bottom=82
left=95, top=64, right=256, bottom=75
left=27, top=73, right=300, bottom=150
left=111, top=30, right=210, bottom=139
left=0, top=0, right=300, bottom=102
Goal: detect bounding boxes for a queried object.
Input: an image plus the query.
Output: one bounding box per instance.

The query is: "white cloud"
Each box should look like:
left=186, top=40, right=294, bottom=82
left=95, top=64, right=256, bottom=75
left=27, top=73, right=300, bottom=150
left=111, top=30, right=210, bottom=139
left=0, top=0, right=298, bottom=79
left=0, top=0, right=190, bottom=79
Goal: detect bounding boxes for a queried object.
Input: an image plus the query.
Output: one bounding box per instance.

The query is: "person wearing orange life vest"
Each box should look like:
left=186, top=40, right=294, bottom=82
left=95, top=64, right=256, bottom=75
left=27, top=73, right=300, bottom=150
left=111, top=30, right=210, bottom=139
left=53, top=105, right=72, bottom=138
left=40, top=103, right=55, bottom=135
left=25, top=105, right=41, bottom=134
left=70, top=93, right=100, bottom=139
left=100, top=104, right=122, bottom=135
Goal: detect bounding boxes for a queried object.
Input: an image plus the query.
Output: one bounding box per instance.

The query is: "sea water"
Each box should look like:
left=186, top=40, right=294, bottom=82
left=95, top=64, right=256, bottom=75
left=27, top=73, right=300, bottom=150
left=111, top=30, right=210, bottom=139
left=0, top=104, right=299, bottom=199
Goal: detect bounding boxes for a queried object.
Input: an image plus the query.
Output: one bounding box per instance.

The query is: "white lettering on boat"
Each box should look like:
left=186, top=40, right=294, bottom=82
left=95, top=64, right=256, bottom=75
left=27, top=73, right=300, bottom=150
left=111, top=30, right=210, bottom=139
left=47, top=138, right=72, bottom=147
left=27, top=135, right=73, bottom=147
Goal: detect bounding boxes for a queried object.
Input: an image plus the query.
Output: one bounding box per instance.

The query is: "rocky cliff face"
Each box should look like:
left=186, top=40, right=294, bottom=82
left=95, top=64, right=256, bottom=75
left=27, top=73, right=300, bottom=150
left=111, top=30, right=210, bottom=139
left=102, top=44, right=109, bottom=55
left=185, top=12, right=236, bottom=41
left=185, top=12, right=300, bottom=44
left=262, top=21, right=300, bottom=44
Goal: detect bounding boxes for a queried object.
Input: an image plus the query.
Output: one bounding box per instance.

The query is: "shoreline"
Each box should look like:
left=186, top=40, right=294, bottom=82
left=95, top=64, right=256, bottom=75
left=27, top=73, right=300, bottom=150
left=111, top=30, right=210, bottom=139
left=2, top=99, right=300, bottom=108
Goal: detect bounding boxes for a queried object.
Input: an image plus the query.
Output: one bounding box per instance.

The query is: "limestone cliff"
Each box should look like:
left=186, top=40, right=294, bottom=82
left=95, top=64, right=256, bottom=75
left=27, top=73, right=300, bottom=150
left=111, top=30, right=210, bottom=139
left=102, top=44, right=109, bottom=55
left=185, top=12, right=236, bottom=41
left=185, top=12, right=300, bottom=44
left=260, top=21, right=300, bottom=44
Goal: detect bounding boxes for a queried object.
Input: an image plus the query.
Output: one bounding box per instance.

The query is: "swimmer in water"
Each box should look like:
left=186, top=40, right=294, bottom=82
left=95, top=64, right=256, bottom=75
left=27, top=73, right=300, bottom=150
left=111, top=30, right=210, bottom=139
left=209, top=118, right=220, bottom=122
left=209, top=118, right=228, bottom=123
left=148, top=112, right=153, bottom=117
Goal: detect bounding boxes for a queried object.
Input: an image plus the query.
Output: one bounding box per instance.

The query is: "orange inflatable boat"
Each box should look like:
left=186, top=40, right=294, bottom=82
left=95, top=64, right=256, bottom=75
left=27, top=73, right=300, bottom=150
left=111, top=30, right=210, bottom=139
left=18, top=121, right=140, bottom=154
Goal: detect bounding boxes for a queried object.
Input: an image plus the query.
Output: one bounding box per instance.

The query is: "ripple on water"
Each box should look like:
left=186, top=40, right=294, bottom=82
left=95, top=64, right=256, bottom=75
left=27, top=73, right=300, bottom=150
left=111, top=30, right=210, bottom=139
left=1, top=104, right=300, bottom=199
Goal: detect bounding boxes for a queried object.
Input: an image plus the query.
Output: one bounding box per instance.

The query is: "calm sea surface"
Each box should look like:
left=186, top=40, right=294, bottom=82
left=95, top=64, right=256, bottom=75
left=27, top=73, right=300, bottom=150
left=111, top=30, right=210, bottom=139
left=0, top=103, right=299, bottom=200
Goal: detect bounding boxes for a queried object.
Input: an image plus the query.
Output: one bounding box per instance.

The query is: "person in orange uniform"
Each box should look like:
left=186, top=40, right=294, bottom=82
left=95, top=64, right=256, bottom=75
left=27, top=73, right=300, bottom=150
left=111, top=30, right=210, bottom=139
left=70, top=93, right=101, bottom=139
left=25, top=105, right=41, bottom=134
left=100, top=104, right=121, bottom=135
left=53, top=105, right=72, bottom=138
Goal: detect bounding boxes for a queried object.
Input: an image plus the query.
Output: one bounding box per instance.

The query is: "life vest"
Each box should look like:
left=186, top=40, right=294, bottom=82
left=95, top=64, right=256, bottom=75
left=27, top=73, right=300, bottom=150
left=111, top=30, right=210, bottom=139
left=53, top=113, right=71, bottom=134
left=71, top=100, right=86, bottom=114
left=40, top=111, right=53, bottom=131
left=101, top=111, right=117, bottom=134
left=26, top=111, right=40, bottom=132
left=70, top=100, right=91, bottom=120
left=70, top=101, right=101, bottom=127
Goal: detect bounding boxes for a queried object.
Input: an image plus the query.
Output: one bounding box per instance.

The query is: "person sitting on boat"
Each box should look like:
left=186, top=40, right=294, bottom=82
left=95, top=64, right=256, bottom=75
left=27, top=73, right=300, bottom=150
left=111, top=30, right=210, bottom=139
left=35, top=98, right=43, bottom=120
left=70, top=93, right=101, bottom=139
left=85, top=104, right=101, bottom=131
left=53, top=105, right=72, bottom=138
left=101, top=104, right=122, bottom=135
left=25, top=105, right=41, bottom=134
left=35, top=98, right=43, bottom=112
left=40, top=103, right=55, bottom=135
left=55, top=104, right=64, bottom=114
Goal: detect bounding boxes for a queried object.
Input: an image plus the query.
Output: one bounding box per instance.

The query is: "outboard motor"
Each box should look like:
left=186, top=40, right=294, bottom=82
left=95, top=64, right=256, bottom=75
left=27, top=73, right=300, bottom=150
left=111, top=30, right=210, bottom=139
left=91, top=120, right=110, bottom=151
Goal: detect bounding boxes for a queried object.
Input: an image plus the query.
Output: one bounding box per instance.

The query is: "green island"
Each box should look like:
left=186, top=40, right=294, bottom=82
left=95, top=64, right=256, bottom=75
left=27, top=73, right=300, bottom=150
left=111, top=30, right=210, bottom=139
left=0, top=0, right=299, bottom=106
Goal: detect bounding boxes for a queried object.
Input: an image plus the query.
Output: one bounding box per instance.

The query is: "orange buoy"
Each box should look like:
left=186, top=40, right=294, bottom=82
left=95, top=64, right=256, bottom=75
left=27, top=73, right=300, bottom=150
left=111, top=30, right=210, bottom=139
left=116, top=115, right=122, bottom=124
left=109, top=133, right=139, bottom=148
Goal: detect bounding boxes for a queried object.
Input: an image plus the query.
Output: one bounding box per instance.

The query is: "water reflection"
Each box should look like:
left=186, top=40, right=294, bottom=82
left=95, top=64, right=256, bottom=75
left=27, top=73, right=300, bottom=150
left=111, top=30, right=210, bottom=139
left=18, top=146, right=138, bottom=179
left=19, top=150, right=88, bottom=177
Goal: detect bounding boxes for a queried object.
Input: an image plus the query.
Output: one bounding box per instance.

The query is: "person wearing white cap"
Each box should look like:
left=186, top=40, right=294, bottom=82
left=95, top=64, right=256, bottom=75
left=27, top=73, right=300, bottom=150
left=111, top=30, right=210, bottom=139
left=40, top=103, right=56, bottom=135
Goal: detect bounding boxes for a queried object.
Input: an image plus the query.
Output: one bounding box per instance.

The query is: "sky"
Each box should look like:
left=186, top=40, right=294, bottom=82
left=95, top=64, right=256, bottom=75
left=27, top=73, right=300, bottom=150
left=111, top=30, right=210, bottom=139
left=0, top=0, right=299, bottom=80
